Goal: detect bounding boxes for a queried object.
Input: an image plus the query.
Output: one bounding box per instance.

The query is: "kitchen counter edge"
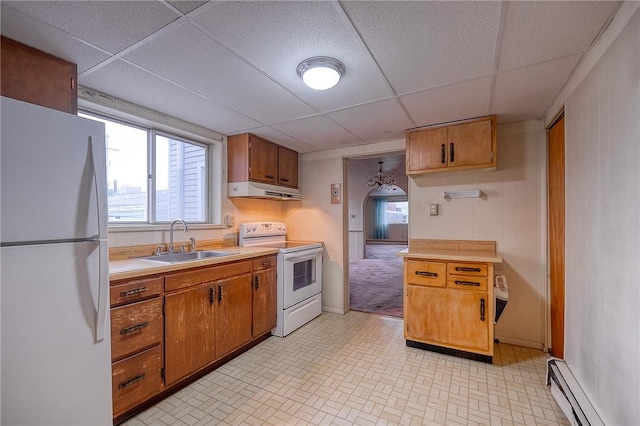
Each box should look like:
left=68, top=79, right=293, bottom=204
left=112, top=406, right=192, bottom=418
left=396, top=248, right=503, bottom=263
left=109, top=246, right=280, bottom=281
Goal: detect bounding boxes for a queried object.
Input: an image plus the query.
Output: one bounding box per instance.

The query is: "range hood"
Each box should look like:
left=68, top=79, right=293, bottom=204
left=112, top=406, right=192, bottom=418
left=227, top=181, right=303, bottom=200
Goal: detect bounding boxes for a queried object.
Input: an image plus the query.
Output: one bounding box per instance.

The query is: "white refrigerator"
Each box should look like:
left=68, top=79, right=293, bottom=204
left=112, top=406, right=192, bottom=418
left=1, top=97, right=112, bottom=425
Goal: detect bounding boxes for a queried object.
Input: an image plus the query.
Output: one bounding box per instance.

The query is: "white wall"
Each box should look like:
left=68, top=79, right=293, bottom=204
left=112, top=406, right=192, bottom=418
left=285, top=157, right=347, bottom=314
left=563, top=7, right=640, bottom=424
left=410, top=120, right=547, bottom=349
left=288, top=139, right=406, bottom=313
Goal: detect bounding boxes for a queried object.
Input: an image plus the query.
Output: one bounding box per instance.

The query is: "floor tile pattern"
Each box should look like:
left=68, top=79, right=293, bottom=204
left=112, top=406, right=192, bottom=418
left=123, top=311, right=569, bottom=426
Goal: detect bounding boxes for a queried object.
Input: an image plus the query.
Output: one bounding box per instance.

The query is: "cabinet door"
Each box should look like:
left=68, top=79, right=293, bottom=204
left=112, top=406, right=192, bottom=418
left=406, top=127, right=448, bottom=174
left=447, top=119, right=493, bottom=168
left=278, top=146, right=298, bottom=188
left=249, top=135, right=278, bottom=184
left=164, top=283, right=216, bottom=385
left=215, top=273, right=253, bottom=357
left=447, top=290, right=489, bottom=351
left=1, top=36, right=77, bottom=114
left=252, top=267, right=277, bottom=337
left=405, top=285, right=448, bottom=344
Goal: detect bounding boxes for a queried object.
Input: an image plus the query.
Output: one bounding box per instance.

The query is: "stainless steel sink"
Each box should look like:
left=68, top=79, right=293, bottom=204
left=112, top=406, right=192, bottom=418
left=139, top=250, right=239, bottom=263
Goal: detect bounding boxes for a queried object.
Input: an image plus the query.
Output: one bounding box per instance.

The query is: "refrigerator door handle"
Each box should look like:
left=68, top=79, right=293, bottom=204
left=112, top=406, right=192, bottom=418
left=96, top=239, right=109, bottom=342
left=90, top=135, right=108, bottom=239
left=90, top=132, right=109, bottom=342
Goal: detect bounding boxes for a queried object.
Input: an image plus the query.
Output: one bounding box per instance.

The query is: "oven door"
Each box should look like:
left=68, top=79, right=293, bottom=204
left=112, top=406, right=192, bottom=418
left=282, top=247, right=323, bottom=309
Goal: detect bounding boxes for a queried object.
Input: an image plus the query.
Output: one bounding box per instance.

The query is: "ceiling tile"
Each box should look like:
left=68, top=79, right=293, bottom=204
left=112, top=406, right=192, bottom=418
left=271, top=116, right=361, bottom=151
left=341, top=1, right=502, bottom=94
left=5, top=1, right=180, bottom=53
left=234, top=127, right=316, bottom=154
left=492, top=55, right=581, bottom=122
left=191, top=1, right=393, bottom=111
left=80, top=60, right=261, bottom=134
left=0, top=4, right=110, bottom=73
left=499, top=1, right=619, bottom=71
left=327, top=99, right=414, bottom=143
left=400, top=77, right=493, bottom=128
left=122, top=22, right=317, bottom=124
left=167, top=1, right=208, bottom=15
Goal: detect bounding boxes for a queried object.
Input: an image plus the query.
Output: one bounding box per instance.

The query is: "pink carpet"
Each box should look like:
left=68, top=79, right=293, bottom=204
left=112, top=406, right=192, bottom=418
left=349, top=244, right=406, bottom=318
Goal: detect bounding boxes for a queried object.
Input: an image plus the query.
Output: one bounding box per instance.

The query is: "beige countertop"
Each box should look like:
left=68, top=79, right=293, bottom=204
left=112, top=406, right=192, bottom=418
left=109, top=246, right=279, bottom=281
left=396, top=247, right=502, bottom=263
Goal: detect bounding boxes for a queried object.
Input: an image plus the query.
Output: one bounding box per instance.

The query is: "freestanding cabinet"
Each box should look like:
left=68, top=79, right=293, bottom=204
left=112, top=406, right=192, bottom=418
left=399, top=240, right=502, bottom=363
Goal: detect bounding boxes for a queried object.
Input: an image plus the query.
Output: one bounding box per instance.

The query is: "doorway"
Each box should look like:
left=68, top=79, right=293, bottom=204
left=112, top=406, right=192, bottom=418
left=346, top=154, right=407, bottom=317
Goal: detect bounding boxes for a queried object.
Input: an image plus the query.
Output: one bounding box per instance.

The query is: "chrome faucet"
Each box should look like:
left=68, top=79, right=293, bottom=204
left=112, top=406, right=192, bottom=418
left=169, top=218, right=188, bottom=253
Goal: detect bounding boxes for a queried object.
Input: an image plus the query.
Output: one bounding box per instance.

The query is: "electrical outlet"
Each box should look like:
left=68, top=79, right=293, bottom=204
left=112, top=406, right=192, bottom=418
left=224, top=214, right=235, bottom=227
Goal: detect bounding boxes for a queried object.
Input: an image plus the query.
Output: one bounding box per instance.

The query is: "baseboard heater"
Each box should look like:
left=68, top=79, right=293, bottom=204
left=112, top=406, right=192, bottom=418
left=547, top=359, right=604, bottom=426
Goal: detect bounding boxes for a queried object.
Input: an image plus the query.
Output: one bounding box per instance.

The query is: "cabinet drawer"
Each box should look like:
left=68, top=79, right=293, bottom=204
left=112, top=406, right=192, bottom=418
left=112, top=345, right=163, bottom=417
left=447, top=262, right=488, bottom=277
left=406, top=261, right=446, bottom=287
left=165, top=260, right=252, bottom=292
left=253, top=255, right=277, bottom=271
left=111, top=298, right=163, bottom=361
left=447, top=276, right=488, bottom=292
left=110, top=277, right=163, bottom=307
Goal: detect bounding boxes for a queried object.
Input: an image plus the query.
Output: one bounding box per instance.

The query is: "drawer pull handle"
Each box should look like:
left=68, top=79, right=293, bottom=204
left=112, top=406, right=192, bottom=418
left=454, top=280, right=481, bottom=287
left=455, top=267, right=481, bottom=273
left=480, top=298, right=485, bottom=321
left=119, top=287, right=148, bottom=297
left=209, top=287, right=215, bottom=305
left=265, top=174, right=275, bottom=179
left=261, top=261, right=271, bottom=267
left=281, top=178, right=290, bottom=182
left=120, top=322, right=148, bottom=335
left=450, top=142, right=455, bottom=162
left=441, top=144, right=446, bottom=164
left=218, top=285, right=223, bottom=302
left=118, top=373, right=146, bottom=390
left=415, top=271, right=438, bottom=278
left=255, top=275, right=260, bottom=290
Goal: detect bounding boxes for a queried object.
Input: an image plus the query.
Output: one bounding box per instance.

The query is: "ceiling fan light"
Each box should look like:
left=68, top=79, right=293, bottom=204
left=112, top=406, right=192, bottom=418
left=297, top=56, right=345, bottom=91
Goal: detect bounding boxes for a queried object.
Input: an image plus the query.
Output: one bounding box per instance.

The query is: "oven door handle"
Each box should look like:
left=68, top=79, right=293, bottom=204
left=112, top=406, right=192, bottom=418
left=282, top=247, right=323, bottom=261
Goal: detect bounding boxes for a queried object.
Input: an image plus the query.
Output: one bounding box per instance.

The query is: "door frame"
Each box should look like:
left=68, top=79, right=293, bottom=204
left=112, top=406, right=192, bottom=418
left=547, top=113, right=565, bottom=358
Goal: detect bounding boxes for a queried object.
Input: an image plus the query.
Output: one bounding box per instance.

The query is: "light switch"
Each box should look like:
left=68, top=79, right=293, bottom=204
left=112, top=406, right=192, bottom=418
left=331, top=183, right=341, bottom=204
left=429, top=204, right=438, bottom=216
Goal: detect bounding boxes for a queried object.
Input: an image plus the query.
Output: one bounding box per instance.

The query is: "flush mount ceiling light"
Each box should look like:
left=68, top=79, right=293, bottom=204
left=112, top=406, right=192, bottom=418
left=367, top=161, right=396, bottom=190
left=296, top=56, right=345, bottom=90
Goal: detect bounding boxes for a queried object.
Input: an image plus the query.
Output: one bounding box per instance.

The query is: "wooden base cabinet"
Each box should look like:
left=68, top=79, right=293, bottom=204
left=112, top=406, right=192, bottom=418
left=252, top=255, right=277, bottom=337
left=110, top=276, right=164, bottom=418
left=111, top=256, right=278, bottom=424
left=404, top=258, right=494, bottom=362
left=164, top=282, right=216, bottom=386
left=214, top=273, right=253, bottom=357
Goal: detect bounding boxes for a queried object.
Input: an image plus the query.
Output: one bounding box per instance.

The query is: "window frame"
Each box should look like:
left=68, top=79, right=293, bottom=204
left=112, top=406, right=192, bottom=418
left=79, top=108, right=221, bottom=227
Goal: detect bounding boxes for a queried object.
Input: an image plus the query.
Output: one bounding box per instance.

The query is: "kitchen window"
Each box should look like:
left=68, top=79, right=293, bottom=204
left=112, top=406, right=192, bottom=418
left=80, top=112, right=213, bottom=224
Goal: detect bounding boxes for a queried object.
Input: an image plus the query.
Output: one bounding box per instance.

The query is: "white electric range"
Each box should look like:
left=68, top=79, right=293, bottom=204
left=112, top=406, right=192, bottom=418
left=239, top=222, right=323, bottom=337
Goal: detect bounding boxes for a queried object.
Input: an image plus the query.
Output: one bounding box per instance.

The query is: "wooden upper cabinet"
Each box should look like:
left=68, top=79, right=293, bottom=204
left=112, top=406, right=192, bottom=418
left=249, top=135, right=278, bottom=184
left=227, top=133, right=299, bottom=189
left=1, top=36, right=78, bottom=114
left=406, top=115, right=496, bottom=175
left=277, top=146, right=299, bottom=188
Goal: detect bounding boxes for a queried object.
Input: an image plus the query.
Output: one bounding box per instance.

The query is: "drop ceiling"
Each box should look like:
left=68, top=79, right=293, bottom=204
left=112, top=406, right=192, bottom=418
left=1, top=1, right=620, bottom=154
